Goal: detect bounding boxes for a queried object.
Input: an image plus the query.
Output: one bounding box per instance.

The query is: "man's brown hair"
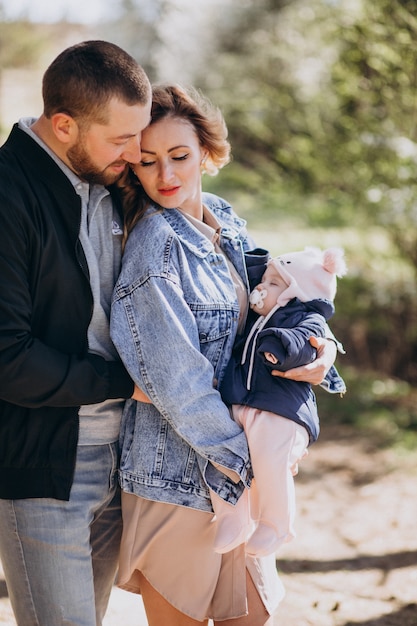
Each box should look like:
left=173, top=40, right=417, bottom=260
left=42, top=40, right=150, bottom=125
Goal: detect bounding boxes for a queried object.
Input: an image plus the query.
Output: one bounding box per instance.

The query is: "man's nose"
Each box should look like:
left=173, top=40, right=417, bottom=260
left=121, top=136, right=141, bottom=163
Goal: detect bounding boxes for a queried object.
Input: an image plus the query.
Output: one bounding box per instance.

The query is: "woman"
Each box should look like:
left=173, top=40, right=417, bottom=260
left=110, top=85, right=336, bottom=625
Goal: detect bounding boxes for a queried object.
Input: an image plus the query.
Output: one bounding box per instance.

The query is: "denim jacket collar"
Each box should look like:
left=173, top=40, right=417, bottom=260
left=151, top=194, right=248, bottom=260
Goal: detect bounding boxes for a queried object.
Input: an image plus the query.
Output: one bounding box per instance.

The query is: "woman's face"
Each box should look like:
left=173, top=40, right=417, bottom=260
left=132, top=116, right=206, bottom=220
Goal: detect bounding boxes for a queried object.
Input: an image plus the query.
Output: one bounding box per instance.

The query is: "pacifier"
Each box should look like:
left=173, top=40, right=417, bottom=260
left=249, top=288, right=267, bottom=310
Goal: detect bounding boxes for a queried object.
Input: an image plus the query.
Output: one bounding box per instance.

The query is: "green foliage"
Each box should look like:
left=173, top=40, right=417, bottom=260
left=0, top=17, right=47, bottom=136
left=317, top=367, right=417, bottom=450
left=331, top=272, right=417, bottom=383
left=198, top=0, right=417, bottom=267
left=100, top=0, right=169, bottom=80
left=326, top=0, right=417, bottom=264
left=0, top=19, right=45, bottom=69
left=2, top=0, right=416, bottom=445
left=203, top=162, right=359, bottom=228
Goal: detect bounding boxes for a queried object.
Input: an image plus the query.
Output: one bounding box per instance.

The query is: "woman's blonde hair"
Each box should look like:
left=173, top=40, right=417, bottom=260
left=119, top=84, right=231, bottom=243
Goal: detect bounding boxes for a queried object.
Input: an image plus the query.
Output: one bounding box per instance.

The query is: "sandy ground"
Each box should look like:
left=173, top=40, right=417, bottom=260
left=1, top=426, right=416, bottom=625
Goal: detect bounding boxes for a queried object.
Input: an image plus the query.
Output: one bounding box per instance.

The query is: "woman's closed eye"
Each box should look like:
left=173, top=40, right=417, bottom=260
left=172, top=153, right=189, bottom=161
left=140, top=153, right=189, bottom=167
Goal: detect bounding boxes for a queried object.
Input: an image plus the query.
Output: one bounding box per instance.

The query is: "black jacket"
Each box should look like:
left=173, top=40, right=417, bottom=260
left=0, top=124, right=133, bottom=500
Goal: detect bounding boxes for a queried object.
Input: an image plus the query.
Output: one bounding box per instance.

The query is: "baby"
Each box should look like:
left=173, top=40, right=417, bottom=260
left=213, top=246, right=347, bottom=557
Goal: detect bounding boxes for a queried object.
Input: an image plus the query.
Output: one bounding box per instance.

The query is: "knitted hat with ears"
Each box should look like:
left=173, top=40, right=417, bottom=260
left=268, top=247, right=347, bottom=307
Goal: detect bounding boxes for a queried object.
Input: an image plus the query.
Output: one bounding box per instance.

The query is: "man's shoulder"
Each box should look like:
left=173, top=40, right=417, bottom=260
left=0, top=125, right=75, bottom=197
left=0, top=123, right=33, bottom=155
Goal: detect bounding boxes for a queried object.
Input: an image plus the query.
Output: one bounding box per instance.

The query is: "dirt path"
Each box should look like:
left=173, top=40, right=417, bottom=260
left=1, top=427, right=416, bottom=625
left=276, top=427, right=417, bottom=625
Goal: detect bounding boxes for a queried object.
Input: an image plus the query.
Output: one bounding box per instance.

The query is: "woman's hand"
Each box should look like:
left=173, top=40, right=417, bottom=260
left=271, top=336, right=337, bottom=385
left=131, top=384, right=152, bottom=403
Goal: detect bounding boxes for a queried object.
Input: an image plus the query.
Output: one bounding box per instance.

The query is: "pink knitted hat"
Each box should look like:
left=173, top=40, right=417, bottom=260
left=268, top=247, right=347, bottom=307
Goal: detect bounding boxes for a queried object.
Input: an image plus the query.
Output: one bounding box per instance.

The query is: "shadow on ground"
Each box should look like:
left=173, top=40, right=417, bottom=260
left=343, top=603, right=417, bottom=625
left=278, top=550, right=417, bottom=574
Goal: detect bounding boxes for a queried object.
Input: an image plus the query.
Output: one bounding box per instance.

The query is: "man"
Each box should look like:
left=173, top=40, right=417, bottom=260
left=0, top=40, right=151, bottom=625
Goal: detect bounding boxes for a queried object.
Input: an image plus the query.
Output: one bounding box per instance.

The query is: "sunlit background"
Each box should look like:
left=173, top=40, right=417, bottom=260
left=2, top=0, right=107, bottom=22
left=1, top=2, right=417, bottom=624
left=1, top=0, right=417, bottom=444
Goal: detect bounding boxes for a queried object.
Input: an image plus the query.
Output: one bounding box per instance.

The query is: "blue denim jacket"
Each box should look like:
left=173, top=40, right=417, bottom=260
left=111, top=193, right=254, bottom=512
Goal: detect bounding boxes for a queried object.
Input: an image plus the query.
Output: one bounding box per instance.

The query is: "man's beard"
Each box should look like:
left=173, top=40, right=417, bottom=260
left=67, top=141, right=125, bottom=186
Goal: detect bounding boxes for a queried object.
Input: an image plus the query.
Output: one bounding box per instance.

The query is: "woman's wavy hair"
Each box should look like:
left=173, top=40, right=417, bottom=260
left=118, top=84, right=231, bottom=245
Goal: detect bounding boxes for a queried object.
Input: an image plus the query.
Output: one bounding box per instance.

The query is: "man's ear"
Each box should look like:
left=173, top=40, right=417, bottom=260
left=50, top=113, right=78, bottom=144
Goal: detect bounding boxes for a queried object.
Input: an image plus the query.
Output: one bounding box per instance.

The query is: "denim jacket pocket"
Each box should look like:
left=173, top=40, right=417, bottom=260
left=192, top=305, right=237, bottom=376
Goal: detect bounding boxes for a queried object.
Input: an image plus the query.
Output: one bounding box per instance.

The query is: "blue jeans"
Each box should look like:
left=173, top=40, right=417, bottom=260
left=0, top=442, right=122, bottom=626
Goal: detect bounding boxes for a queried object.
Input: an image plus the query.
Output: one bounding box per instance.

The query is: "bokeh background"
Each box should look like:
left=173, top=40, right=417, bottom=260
left=3, top=0, right=412, bottom=448
left=1, top=1, right=417, bottom=624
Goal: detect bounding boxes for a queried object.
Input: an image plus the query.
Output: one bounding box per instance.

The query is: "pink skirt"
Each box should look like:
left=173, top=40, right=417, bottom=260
left=117, top=492, right=284, bottom=621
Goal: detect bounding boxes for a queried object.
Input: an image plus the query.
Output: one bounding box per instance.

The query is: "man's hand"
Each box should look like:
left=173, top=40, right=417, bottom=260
left=131, top=384, right=152, bottom=403
left=271, top=336, right=337, bottom=385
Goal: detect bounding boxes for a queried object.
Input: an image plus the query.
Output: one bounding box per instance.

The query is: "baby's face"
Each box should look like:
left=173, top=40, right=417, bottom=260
left=249, top=264, right=288, bottom=315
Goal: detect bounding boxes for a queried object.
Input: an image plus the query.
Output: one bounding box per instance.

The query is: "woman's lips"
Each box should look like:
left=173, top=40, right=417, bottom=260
left=158, top=187, right=180, bottom=197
